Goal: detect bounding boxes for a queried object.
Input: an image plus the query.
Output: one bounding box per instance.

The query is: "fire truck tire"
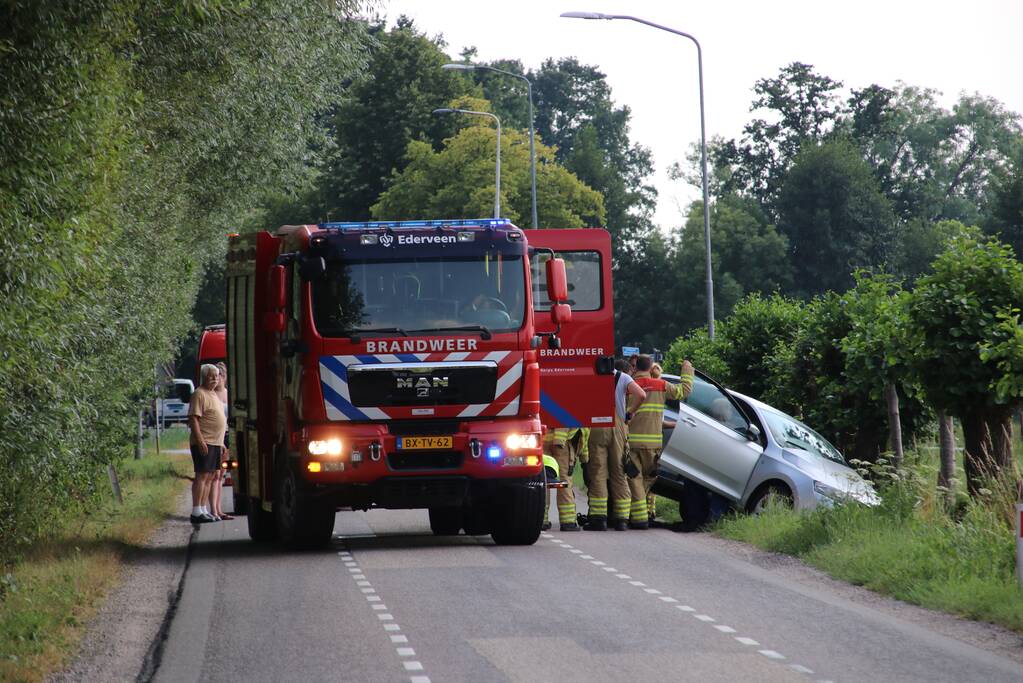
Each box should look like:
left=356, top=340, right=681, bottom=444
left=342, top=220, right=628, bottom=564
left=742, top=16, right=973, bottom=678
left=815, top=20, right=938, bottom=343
left=428, top=507, right=462, bottom=536
left=275, top=461, right=335, bottom=549
left=462, top=503, right=492, bottom=536
left=246, top=498, right=276, bottom=542
left=490, top=474, right=545, bottom=545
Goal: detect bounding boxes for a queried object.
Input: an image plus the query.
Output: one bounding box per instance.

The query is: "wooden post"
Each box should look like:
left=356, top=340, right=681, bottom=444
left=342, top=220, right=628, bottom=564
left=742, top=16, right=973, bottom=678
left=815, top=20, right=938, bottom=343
left=107, top=463, right=123, bottom=504
left=884, top=382, right=904, bottom=467
left=135, top=409, right=144, bottom=460
left=937, top=409, right=956, bottom=505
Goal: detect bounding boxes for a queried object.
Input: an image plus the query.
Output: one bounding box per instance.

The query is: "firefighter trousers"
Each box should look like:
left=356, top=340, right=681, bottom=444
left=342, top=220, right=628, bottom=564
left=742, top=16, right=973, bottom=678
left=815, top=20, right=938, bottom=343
left=627, top=446, right=660, bottom=522
left=586, top=422, right=629, bottom=521
left=545, top=443, right=576, bottom=525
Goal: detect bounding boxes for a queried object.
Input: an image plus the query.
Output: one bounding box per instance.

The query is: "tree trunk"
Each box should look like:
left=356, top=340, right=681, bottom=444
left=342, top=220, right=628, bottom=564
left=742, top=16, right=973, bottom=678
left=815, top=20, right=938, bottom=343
left=884, top=382, right=904, bottom=468
left=960, top=406, right=1017, bottom=497
left=107, top=463, right=123, bottom=504
left=937, top=410, right=956, bottom=504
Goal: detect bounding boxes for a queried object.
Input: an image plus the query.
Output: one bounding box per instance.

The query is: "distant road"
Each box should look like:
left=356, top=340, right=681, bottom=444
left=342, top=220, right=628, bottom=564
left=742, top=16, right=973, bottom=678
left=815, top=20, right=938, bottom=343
left=155, top=493, right=1023, bottom=682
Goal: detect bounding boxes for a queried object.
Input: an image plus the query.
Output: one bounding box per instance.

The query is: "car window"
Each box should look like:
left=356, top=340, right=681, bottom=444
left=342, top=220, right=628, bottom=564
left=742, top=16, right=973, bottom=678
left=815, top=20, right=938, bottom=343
left=684, top=376, right=747, bottom=432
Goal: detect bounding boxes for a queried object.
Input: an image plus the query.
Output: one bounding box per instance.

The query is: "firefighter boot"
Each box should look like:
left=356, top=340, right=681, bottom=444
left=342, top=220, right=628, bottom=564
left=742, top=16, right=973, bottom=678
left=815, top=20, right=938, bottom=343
left=584, top=515, right=607, bottom=531
left=560, top=522, right=581, bottom=532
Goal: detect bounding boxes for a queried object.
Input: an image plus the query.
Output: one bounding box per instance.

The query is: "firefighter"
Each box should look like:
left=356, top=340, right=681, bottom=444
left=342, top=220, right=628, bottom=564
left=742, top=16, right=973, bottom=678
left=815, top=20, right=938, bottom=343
left=626, top=354, right=693, bottom=529
left=585, top=360, right=646, bottom=531
left=543, top=427, right=589, bottom=531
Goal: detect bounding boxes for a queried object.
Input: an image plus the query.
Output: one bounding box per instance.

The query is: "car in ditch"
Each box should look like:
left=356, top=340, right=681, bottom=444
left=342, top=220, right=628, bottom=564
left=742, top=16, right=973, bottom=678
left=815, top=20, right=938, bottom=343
left=652, top=372, right=878, bottom=530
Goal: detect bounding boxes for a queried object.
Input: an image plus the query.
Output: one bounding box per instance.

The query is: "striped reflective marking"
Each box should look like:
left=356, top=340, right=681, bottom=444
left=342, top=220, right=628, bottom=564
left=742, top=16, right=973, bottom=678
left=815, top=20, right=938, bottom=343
left=497, top=398, right=520, bottom=416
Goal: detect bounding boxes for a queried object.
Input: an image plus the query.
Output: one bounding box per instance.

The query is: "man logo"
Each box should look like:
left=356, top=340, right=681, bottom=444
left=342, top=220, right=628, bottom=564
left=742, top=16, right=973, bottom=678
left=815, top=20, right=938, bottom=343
left=379, top=234, right=394, bottom=247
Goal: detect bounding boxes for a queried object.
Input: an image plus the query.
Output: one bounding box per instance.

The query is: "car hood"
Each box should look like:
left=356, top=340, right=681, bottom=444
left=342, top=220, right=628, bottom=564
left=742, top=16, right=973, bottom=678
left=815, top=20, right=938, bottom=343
left=781, top=447, right=879, bottom=506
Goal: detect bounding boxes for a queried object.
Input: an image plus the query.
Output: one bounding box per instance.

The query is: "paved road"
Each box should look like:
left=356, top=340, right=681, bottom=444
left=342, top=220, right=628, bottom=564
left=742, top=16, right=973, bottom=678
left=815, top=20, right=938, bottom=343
left=155, top=491, right=1023, bottom=683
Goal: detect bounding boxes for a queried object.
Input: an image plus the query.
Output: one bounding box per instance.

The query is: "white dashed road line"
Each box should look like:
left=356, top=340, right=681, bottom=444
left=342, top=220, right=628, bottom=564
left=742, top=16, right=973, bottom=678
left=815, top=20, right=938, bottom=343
left=543, top=530, right=826, bottom=681
left=337, top=540, right=431, bottom=683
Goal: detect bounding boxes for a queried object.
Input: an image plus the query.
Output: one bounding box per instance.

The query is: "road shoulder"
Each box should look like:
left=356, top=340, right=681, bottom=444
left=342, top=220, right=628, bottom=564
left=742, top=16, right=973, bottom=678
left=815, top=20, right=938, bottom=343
left=696, top=530, right=1023, bottom=666
left=47, top=490, right=194, bottom=683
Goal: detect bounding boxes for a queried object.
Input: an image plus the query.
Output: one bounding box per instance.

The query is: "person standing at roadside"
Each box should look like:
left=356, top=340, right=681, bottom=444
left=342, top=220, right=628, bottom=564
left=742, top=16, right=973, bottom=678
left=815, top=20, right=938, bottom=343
left=543, top=426, right=589, bottom=531
left=188, top=364, right=226, bottom=524
left=210, top=362, right=233, bottom=521
left=626, top=355, right=693, bottom=529
left=585, top=359, right=646, bottom=531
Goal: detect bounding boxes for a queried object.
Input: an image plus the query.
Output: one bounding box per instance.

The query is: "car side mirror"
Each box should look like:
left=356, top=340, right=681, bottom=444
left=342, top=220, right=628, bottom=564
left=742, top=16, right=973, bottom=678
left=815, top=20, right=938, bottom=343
left=745, top=424, right=761, bottom=442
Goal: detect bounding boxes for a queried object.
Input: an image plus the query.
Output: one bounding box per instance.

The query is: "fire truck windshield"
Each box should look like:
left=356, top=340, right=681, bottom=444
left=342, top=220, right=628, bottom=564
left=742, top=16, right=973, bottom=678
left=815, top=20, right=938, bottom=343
left=311, top=253, right=526, bottom=338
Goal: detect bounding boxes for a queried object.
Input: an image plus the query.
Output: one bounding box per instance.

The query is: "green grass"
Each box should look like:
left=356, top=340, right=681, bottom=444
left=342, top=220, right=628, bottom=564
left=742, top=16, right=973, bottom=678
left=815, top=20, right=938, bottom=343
left=715, top=478, right=1023, bottom=631
left=142, top=424, right=190, bottom=451
left=0, top=450, right=191, bottom=682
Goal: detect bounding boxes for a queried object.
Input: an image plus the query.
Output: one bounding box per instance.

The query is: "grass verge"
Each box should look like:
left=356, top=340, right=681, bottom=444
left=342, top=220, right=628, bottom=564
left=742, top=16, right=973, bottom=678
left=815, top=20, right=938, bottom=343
left=0, top=446, right=191, bottom=682
left=714, top=481, right=1023, bottom=632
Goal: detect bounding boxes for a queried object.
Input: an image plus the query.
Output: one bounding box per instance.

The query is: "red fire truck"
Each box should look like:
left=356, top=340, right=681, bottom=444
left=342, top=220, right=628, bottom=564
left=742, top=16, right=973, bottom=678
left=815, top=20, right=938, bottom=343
left=226, top=219, right=614, bottom=547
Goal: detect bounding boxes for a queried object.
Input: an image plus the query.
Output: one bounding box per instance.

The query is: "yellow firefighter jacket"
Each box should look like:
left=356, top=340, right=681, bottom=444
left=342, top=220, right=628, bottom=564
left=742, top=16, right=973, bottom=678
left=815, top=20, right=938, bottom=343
left=627, top=371, right=693, bottom=449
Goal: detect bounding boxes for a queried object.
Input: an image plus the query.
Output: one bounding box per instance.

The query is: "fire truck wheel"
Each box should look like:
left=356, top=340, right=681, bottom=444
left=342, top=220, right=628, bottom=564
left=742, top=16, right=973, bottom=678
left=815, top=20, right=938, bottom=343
left=428, top=507, right=462, bottom=536
left=275, top=460, right=335, bottom=549
left=246, top=497, right=276, bottom=542
left=461, top=503, right=492, bottom=536
left=490, top=474, right=545, bottom=545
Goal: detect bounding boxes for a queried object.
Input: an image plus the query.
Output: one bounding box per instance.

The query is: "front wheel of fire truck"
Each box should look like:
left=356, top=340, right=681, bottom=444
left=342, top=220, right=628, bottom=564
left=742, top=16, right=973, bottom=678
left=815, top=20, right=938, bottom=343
left=246, top=497, right=276, bottom=542
left=274, top=456, right=335, bottom=549
left=428, top=507, right=462, bottom=536
left=490, top=473, right=546, bottom=546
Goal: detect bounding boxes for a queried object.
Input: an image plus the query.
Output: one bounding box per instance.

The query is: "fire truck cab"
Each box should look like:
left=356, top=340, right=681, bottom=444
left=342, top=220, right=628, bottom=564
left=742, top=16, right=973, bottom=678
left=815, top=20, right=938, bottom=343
left=226, top=219, right=614, bottom=548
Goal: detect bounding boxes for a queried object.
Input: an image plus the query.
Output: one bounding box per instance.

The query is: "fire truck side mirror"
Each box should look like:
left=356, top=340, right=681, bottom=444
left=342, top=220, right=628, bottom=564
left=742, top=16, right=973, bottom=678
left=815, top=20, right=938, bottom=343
left=545, top=257, right=569, bottom=303
left=263, top=311, right=286, bottom=333
left=550, top=303, right=572, bottom=326
left=269, top=265, right=287, bottom=310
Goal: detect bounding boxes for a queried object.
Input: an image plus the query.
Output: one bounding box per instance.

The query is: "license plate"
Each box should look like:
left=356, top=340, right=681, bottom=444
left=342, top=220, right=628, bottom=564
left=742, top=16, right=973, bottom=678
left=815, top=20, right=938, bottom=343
left=397, top=436, right=453, bottom=450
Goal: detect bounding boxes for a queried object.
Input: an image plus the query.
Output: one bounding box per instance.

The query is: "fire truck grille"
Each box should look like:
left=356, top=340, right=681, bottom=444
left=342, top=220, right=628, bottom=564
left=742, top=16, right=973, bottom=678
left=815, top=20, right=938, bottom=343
left=374, top=476, right=469, bottom=508
left=347, top=364, right=498, bottom=407
left=387, top=420, right=461, bottom=435
left=387, top=450, right=463, bottom=471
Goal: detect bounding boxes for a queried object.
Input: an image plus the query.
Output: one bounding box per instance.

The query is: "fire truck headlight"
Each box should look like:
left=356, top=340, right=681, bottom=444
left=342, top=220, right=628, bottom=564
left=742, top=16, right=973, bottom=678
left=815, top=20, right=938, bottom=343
left=308, top=438, right=343, bottom=456
left=505, top=433, right=539, bottom=450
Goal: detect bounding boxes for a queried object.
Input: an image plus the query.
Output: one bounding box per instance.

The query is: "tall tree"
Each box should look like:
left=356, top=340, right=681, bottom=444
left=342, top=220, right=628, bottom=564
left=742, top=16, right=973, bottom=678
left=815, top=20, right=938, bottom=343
left=371, top=110, right=604, bottom=228
left=531, top=57, right=657, bottom=246
left=315, top=17, right=471, bottom=221
left=715, top=62, right=844, bottom=214
left=908, top=235, right=1023, bottom=495
left=776, top=140, right=898, bottom=296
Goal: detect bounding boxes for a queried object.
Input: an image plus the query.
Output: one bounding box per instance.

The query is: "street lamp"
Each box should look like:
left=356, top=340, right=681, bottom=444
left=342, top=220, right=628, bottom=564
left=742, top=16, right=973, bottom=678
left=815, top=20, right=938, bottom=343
left=443, top=63, right=538, bottom=229
left=561, top=11, right=716, bottom=339
left=432, top=108, right=502, bottom=219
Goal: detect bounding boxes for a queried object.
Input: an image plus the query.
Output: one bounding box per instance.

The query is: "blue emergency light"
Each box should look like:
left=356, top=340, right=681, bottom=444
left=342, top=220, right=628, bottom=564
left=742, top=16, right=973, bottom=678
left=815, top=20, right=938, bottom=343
left=487, top=445, right=502, bottom=460
left=320, top=218, right=512, bottom=230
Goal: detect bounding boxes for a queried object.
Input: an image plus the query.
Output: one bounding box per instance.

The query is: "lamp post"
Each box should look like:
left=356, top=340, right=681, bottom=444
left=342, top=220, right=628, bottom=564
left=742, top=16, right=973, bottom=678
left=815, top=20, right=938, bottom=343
left=433, top=108, right=502, bottom=219
left=561, top=11, right=715, bottom=339
left=443, top=63, right=538, bottom=229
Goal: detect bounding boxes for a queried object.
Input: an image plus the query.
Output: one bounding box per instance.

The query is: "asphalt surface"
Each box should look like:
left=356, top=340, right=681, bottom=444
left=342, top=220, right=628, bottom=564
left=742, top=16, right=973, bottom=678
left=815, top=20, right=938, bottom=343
left=153, top=489, right=1023, bottom=683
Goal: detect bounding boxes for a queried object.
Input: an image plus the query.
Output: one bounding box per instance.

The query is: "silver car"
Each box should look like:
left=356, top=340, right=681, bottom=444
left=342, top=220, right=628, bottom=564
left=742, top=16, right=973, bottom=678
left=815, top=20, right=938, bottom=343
left=653, top=372, right=878, bottom=530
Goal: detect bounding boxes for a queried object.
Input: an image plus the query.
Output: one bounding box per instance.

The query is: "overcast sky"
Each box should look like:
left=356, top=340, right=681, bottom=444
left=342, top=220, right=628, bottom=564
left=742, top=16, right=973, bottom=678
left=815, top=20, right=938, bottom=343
left=383, top=0, right=1023, bottom=230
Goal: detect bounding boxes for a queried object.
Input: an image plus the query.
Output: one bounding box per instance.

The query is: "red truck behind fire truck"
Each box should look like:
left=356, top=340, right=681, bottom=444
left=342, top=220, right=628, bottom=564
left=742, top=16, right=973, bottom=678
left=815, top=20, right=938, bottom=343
left=225, top=218, right=614, bottom=547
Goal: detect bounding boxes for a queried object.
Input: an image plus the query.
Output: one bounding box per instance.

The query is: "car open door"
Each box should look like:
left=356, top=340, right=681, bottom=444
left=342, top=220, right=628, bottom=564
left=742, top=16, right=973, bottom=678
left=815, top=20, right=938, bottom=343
left=524, top=229, right=615, bottom=428
left=660, top=371, right=764, bottom=500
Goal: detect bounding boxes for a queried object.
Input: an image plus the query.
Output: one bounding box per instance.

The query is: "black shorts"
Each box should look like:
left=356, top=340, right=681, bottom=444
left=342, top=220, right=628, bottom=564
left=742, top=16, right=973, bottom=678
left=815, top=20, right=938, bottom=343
left=191, top=444, right=222, bottom=473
